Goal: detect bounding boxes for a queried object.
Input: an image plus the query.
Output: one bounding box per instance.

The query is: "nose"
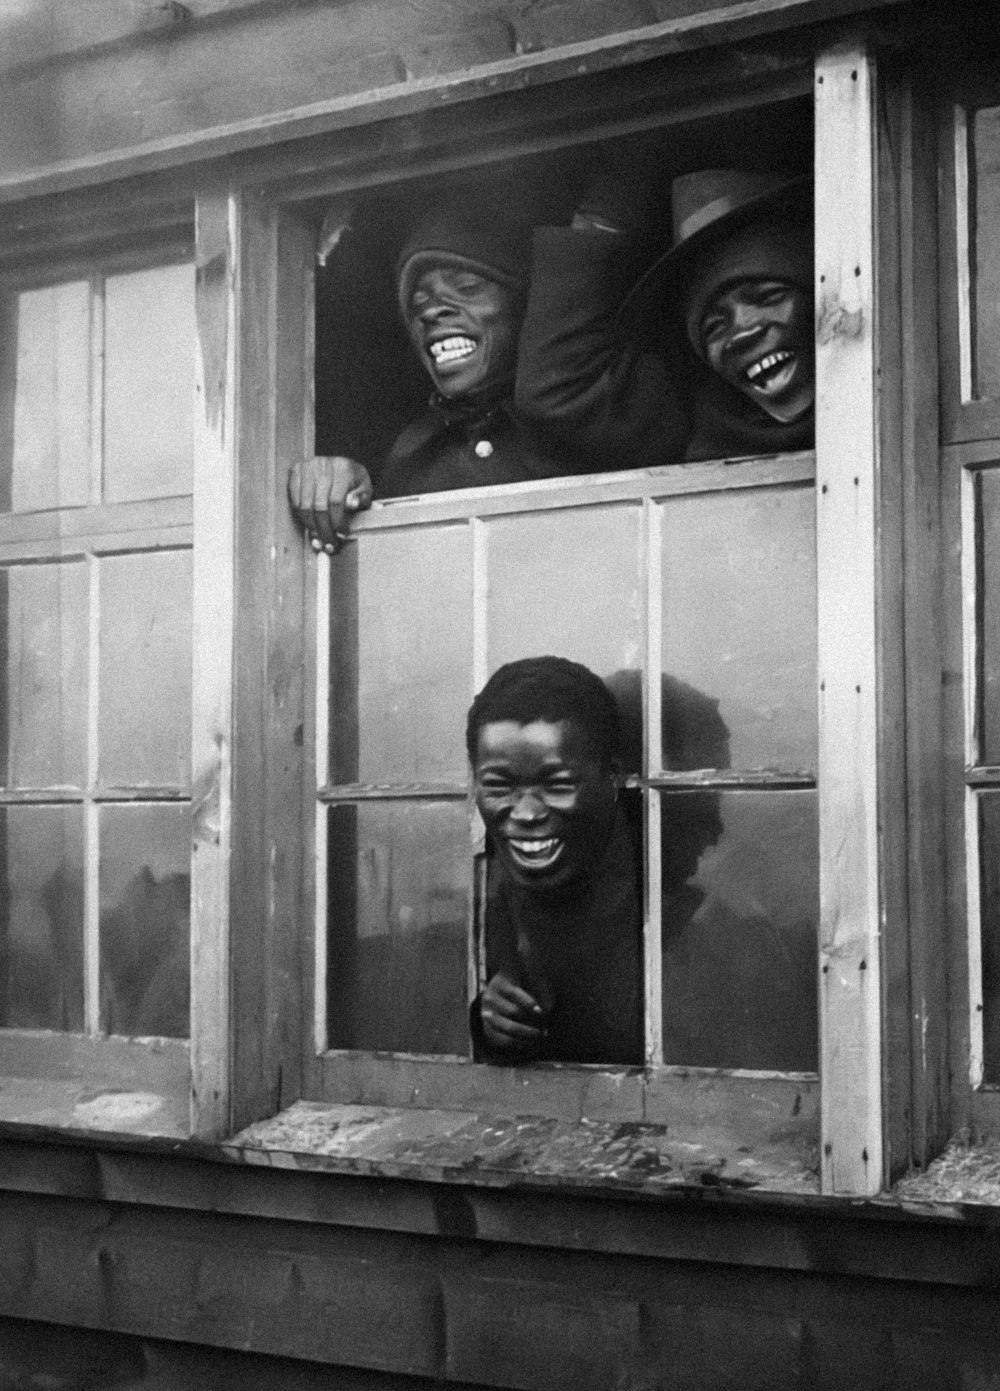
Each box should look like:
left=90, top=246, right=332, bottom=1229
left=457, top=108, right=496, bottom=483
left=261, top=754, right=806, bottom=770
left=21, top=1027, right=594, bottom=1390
left=726, top=305, right=767, bottom=347
left=510, top=789, right=546, bottom=824
left=418, top=296, right=456, bottom=323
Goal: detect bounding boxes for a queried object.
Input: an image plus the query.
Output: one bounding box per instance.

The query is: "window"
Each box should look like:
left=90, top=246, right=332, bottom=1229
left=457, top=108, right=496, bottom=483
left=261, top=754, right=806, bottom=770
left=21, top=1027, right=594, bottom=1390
left=0, top=29, right=937, bottom=1199
left=0, top=246, right=195, bottom=1130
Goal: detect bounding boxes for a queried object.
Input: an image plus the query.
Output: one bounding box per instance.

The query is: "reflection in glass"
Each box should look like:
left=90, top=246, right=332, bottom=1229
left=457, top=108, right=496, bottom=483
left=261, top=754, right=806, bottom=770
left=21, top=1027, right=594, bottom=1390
left=660, top=789, right=819, bottom=1071
left=327, top=802, right=472, bottom=1054
left=0, top=561, right=88, bottom=788
left=660, top=486, right=816, bottom=773
left=972, top=106, right=1000, bottom=401
left=0, top=281, right=91, bottom=514
left=0, top=806, right=84, bottom=1030
left=484, top=505, right=643, bottom=678
left=330, top=527, right=473, bottom=785
left=98, top=549, right=192, bottom=788
left=99, top=804, right=190, bottom=1038
left=980, top=471, right=1000, bottom=765
left=104, top=263, right=195, bottom=503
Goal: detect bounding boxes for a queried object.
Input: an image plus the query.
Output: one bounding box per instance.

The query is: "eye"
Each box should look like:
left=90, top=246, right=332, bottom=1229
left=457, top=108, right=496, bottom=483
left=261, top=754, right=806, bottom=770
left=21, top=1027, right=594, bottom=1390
left=476, top=774, right=512, bottom=796
left=700, top=313, right=725, bottom=341
left=545, top=774, right=578, bottom=794
left=453, top=272, right=488, bottom=295
left=752, top=282, right=790, bottom=305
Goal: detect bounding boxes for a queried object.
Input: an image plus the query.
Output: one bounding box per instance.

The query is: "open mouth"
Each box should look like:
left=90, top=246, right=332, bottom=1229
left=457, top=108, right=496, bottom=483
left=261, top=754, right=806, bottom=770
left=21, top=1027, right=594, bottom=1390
left=506, top=837, right=564, bottom=873
left=744, top=350, right=798, bottom=397
left=429, top=336, right=477, bottom=367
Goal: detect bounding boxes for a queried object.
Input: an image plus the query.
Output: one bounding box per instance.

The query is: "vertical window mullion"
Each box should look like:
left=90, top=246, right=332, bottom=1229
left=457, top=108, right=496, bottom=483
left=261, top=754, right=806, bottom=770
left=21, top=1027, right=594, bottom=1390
left=643, top=496, right=663, bottom=1068
left=815, top=38, right=883, bottom=1196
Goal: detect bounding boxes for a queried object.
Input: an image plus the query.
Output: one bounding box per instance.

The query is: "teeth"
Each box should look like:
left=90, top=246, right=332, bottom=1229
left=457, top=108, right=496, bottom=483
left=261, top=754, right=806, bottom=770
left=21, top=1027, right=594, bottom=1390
left=746, top=350, right=792, bottom=382
left=430, top=336, right=476, bottom=364
left=510, top=838, right=559, bottom=857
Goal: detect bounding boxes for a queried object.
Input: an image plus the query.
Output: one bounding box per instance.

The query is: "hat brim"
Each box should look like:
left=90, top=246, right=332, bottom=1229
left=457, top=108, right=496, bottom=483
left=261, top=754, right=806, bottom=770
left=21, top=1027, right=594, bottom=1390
left=618, top=176, right=813, bottom=332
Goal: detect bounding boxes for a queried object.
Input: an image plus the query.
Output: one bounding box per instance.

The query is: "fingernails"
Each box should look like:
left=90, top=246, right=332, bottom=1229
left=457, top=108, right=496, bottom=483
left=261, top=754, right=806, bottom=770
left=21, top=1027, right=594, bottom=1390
left=324, top=543, right=335, bottom=555
left=310, top=537, right=321, bottom=552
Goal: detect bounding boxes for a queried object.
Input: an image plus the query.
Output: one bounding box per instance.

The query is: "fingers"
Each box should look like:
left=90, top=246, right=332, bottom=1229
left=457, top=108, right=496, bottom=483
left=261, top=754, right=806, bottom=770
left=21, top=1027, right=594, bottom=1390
left=289, top=457, right=369, bottom=556
left=480, top=973, right=549, bottom=1051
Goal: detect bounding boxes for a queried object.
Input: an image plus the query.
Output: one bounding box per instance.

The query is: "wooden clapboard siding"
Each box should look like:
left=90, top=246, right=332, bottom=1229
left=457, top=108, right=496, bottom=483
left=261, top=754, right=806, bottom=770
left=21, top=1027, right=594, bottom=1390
left=0, top=0, right=904, bottom=201
left=815, top=38, right=883, bottom=1195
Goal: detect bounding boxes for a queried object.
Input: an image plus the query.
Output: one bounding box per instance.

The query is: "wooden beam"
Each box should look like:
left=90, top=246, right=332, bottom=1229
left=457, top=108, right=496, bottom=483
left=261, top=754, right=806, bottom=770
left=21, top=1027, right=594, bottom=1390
left=228, top=200, right=312, bottom=1132
left=0, top=0, right=902, bottom=204
left=189, top=185, right=239, bottom=1140
left=815, top=37, right=883, bottom=1195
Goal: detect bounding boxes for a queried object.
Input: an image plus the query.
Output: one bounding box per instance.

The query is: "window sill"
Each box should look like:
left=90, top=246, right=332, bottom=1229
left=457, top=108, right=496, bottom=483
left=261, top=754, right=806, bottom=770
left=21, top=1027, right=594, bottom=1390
left=224, top=1099, right=820, bottom=1197
left=0, top=1074, right=188, bottom=1139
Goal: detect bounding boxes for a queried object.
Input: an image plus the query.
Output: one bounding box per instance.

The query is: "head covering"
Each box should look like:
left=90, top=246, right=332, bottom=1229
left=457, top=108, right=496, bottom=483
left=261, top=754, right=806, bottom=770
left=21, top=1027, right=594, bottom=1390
left=620, top=169, right=812, bottom=345
left=396, top=204, right=534, bottom=319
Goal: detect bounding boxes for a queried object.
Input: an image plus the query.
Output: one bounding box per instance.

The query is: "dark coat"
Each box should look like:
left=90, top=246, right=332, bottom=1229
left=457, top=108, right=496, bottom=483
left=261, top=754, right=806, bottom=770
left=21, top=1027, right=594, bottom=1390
left=516, top=226, right=812, bottom=465
left=374, top=225, right=693, bottom=497
left=471, top=806, right=644, bottom=1066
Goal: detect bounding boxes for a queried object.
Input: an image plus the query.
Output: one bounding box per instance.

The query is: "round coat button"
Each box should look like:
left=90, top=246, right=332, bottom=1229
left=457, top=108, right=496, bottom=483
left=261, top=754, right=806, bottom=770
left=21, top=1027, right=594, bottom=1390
left=474, top=440, right=494, bottom=459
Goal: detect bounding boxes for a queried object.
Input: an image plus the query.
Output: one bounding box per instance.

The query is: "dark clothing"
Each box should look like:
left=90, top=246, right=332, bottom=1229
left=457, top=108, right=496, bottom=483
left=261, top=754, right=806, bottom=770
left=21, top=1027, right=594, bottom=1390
left=375, top=392, right=573, bottom=498
left=375, top=226, right=692, bottom=498
left=516, top=226, right=812, bottom=465
left=472, top=807, right=643, bottom=1066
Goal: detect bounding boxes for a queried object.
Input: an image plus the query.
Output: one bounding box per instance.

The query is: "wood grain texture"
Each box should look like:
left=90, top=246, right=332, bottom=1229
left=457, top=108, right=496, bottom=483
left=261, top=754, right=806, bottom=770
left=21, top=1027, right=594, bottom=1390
left=815, top=39, right=883, bottom=1196
left=0, top=0, right=900, bottom=201
left=189, top=186, right=237, bottom=1140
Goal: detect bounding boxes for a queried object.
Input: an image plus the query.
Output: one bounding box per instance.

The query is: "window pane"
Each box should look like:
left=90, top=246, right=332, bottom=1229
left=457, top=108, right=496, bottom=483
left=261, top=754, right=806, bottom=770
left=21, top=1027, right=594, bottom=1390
left=331, top=526, right=472, bottom=785
left=0, top=805, right=84, bottom=1030
left=660, top=789, right=819, bottom=1071
left=98, top=549, right=192, bottom=788
left=327, top=802, right=471, bottom=1055
left=0, top=561, right=88, bottom=788
left=103, top=263, right=195, bottom=503
left=660, top=486, right=816, bottom=773
left=979, top=470, right=1000, bottom=764
left=99, top=803, right=190, bottom=1039
left=0, top=281, right=91, bottom=513
left=978, top=792, right=1000, bottom=1081
left=972, top=105, right=1000, bottom=401
left=484, top=505, right=643, bottom=677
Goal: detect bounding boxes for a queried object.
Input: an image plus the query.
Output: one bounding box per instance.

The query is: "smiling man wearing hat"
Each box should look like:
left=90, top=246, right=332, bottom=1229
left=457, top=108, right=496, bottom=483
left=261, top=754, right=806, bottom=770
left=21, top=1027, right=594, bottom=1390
left=516, top=162, right=814, bottom=466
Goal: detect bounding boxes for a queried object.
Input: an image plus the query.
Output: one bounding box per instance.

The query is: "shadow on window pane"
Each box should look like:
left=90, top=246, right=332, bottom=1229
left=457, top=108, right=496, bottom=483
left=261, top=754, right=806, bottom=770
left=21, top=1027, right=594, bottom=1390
left=0, top=805, right=84, bottom=1030
left=99, top=804, right=190, bottom=1039
left=327, top=802, right=471, bottom=1055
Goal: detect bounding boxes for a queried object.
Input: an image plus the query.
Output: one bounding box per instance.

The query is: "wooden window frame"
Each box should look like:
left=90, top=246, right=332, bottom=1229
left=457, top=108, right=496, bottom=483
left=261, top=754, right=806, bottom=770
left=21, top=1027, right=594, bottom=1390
left=0, top=237, right=197, bottom=1136
left=225, top=32, right=931, bottom=1198
left=939, top=75, right=1000, bottom=445
left=0, top=25, right=949, bottom=1200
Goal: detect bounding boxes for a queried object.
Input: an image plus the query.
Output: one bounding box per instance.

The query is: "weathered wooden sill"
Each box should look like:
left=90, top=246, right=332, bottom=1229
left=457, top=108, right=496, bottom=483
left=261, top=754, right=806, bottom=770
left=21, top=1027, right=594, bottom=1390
left=226, top=1099, right=819, bottom=1197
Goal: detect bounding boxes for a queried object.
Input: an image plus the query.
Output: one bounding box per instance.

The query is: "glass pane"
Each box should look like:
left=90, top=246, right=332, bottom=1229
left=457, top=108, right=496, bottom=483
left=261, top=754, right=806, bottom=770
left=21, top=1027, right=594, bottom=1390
left=103, top=262, right=195, bottom=503
left=0, top=561, right=88, bottom=788
left=98, top=549, right=192, bottom=788
left=0, top=805, right=84, bottom=1030
left=972, top=105, right=1000, bottom=401
left=660, top=486, right=817, bottom=773
left=327, top=801, right=471, bottom=1054
left=979, top=793, right=1000, bottom=1081
left=331, top=526, right=472, bottom=785
left=979, top=470, right=1000, bottom=764
left=484, top=505, right=643, bottom=678
left=660, top=789, right=818, bottom=1071
left=99, top=803, right=190, bottom=1038
left=0, top=281, right=91, bottom=513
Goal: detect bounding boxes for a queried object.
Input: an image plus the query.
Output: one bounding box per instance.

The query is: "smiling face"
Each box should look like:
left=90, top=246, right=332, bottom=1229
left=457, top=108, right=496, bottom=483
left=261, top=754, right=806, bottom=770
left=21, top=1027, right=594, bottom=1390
left=404, top=263, right=522, bottom=400
left=693, top=277, right=815, bottom=423
left=473, top=718, right=618, bottom=895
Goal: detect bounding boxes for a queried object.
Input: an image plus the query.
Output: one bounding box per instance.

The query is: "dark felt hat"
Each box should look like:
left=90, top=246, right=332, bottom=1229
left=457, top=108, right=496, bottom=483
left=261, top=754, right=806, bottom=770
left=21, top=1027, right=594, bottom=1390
left=621, top=168, right=812, bottom=339
left=396, top=204, right=534, bottom=318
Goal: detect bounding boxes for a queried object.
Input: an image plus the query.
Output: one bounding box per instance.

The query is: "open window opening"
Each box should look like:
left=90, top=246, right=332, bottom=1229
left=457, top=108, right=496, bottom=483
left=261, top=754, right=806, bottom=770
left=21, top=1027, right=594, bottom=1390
left=308, top=93, right=821, bottom=1112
